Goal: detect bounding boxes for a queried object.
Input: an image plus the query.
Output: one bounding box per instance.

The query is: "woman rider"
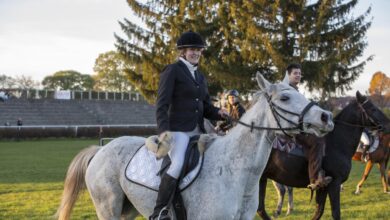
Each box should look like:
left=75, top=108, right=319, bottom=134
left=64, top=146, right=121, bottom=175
left=151, top=31, right=228, bottom=220
left=216, top=89, right=246, bottom=132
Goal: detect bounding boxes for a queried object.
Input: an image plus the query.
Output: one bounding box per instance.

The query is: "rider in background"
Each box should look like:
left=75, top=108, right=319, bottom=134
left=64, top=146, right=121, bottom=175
left=286, top=63, right=332, bottom=190
left=216, top=89, right=246, bottom=133
left=152, top=31, right=228, bottom=220
left=359, top=128, right=378, bottom=162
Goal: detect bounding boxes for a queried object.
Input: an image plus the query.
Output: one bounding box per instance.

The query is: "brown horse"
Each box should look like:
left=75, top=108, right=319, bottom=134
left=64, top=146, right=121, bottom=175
left=352, top=132, right=390, bottom=194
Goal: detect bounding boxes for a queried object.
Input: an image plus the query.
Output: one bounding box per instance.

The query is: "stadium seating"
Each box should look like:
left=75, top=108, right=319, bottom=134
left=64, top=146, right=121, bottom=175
left=0, top=99, right=156, bottom=126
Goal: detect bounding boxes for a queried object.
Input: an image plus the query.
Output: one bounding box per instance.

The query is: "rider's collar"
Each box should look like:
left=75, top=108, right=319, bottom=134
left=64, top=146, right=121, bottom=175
left=179, top=57, right=198, bottom=73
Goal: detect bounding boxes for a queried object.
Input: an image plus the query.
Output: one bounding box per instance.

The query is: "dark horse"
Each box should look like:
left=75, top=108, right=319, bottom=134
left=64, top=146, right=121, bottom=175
left=352, top=132, right=390, bottom=194
left=257, top=91, right=390, bottom=220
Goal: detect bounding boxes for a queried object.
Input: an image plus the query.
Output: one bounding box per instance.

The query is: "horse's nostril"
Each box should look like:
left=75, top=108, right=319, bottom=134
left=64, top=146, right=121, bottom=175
left=321, top=112, right=328, bottom=122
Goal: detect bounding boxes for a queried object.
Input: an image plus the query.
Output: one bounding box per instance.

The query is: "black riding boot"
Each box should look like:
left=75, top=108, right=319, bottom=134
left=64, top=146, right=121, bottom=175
left=149, top=173, right=177, bottom=220
left=361, top=145, right=370, bottom=162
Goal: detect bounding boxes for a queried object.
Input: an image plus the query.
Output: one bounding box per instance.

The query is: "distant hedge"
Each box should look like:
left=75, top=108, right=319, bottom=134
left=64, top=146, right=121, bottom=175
left=0, top=125, right=157, bottom=139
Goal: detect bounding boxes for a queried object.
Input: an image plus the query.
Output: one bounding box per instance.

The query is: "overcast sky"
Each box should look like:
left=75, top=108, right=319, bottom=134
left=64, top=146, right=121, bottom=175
left=0, top=0, right=389, bottom=96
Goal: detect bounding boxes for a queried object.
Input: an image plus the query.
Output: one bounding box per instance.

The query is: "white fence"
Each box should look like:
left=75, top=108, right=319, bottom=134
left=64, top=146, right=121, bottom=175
left=0, top=124, right=157, bottom=139
left=3, top=89, right=144, bottom=101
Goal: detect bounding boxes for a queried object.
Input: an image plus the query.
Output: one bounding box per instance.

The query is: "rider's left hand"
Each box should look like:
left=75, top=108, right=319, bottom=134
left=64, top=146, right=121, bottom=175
left=218, top=109, right=229, bottom=118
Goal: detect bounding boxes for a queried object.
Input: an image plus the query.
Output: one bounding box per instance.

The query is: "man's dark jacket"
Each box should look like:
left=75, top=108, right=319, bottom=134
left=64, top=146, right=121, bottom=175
left=156, top=60, right=222, bottom=135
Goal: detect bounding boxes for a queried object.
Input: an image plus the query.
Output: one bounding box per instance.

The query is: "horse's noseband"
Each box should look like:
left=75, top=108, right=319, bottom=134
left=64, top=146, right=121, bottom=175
left=266, top=92, right=318, bottom=136
left=298, top=101, right=318, bottom=131
left=228, top=92, right=319, bottom=137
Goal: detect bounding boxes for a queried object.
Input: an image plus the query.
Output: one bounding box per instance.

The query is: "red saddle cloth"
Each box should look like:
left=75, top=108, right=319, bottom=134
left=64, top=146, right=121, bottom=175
left=272, top=136, right=302, bottom=153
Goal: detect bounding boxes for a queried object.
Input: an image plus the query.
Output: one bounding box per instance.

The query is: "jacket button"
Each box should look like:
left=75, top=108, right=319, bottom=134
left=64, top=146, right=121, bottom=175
left=196, top=98, right=199, bottom=101
left=195, top=110, right=198, bottom=113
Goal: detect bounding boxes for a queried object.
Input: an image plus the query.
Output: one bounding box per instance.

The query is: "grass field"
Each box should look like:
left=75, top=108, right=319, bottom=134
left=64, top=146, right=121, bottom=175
left=0, top=139, right=389, bottom=220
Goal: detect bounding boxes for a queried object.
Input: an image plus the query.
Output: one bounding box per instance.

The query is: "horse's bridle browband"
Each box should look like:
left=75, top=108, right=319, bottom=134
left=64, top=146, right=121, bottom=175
left=228, top=92, right=318, bottom=136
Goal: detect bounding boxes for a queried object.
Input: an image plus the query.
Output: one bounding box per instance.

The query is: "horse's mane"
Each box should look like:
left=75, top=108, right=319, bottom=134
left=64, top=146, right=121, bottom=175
left=333, top=99, right=357, bottom=121
left=247, top=91, right=264, bottom=109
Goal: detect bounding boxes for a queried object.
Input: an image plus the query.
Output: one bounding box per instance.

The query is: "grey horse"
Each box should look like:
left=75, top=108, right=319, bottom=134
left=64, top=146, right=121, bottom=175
left=56, top=73, right=334, bottom=220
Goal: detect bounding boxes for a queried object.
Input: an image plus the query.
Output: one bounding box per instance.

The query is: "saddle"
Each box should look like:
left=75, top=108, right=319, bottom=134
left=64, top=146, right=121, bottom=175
left=126, top=133, right=217, bottom=220
left=357, top=136, right=379, bottom=154
left=157, top=135, right=201, bottom=178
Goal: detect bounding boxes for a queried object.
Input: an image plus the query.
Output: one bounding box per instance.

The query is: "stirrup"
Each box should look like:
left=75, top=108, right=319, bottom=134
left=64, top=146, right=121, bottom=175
left=157, top=207, right=170, bottom=220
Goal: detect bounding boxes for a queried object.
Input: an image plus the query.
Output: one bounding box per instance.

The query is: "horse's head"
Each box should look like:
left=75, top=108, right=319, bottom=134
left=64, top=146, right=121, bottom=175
left=255, top=72, right=334, bottom=137
left=356, top=91, right=390, bottom=132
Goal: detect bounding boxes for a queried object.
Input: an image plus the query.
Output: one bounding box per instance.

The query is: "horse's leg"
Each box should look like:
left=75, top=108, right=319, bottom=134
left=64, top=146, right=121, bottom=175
left=239, top=190, right=261, bottom=220
left=86, top=159, right=124, bottom=220
left=257, top=177, right=272, bottom=220
left=377, top=162, right=389, bottom=193
left=311, top=188, right=327, bottom=220
left=87, top=176, right=125, bottom=220
left=121, top=196, right=141, bottom=220
left=272, top=181, right=285, bottom=217
left=286, top=186, right=294, bottom=216
left=354, top=161, right=373, bottom=194
left=328, top=182, right=342, bottom=220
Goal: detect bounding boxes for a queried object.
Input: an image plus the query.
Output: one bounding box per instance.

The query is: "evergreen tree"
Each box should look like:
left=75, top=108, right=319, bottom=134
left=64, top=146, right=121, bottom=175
left=116, top=0, right=371, bottom=103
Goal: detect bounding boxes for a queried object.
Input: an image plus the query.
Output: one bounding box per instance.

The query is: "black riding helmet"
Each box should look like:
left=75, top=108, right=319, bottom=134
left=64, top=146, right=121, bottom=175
left=226, top=89, right=239, bottom=98
left=177, top=31, right=205, bottom=49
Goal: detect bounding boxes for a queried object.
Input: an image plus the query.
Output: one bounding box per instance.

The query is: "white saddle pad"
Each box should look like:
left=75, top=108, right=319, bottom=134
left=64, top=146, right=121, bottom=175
left=356, top=136, right=379, bottom=153
left=125, top=145, right=203, bottom=191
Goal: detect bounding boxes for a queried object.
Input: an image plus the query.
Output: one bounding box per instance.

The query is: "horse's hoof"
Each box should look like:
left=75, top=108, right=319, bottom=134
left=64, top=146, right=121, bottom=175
left=273, top=211, right=281, bottom=217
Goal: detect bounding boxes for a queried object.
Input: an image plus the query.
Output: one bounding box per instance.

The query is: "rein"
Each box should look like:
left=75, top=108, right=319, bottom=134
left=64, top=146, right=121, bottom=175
left=227, top=91, right=318, bottom=136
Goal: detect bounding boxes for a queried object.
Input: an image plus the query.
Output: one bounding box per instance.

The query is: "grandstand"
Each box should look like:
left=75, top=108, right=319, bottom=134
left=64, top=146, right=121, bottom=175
left=0, top=98, right=156, bottom=126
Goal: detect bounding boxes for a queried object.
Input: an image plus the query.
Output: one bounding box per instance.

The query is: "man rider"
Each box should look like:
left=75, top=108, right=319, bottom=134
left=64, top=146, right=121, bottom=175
left=286, top=63, right=332, bottom=190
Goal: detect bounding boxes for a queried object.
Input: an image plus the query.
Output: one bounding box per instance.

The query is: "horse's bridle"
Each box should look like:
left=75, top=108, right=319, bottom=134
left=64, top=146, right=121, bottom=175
left=335, top=99, right=382, bottom=131
left=358, top=99, right=382, bottom=130
left=229, top=91, right=318, bottom=137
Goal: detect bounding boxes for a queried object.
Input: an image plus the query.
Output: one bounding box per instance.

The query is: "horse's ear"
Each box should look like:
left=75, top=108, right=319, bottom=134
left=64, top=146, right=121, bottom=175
left=356, top=91, right=367, bottom=103
left=282, top=72, right=289, bottom=85
left=256, top=72, right=270, bottom=91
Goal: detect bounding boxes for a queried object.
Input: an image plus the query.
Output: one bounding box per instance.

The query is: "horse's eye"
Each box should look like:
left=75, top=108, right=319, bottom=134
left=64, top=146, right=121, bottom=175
left=280, top=95, right=289, bottom=101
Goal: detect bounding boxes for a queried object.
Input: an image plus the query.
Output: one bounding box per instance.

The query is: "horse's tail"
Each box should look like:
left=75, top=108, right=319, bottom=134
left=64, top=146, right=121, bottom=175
left=55, top=145, right=100, bottom=220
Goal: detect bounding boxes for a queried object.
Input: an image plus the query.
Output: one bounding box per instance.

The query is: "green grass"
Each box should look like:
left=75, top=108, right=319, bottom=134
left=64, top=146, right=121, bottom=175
left=0, top=139, right=389, bottom=219
left=0, top=139, right=98, bottom=220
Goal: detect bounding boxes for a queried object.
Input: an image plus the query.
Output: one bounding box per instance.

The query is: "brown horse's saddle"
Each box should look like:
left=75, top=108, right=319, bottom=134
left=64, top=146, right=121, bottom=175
left=272, top=136, right=304, bottom=157
left=356, top=136, right=379, bottom=154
